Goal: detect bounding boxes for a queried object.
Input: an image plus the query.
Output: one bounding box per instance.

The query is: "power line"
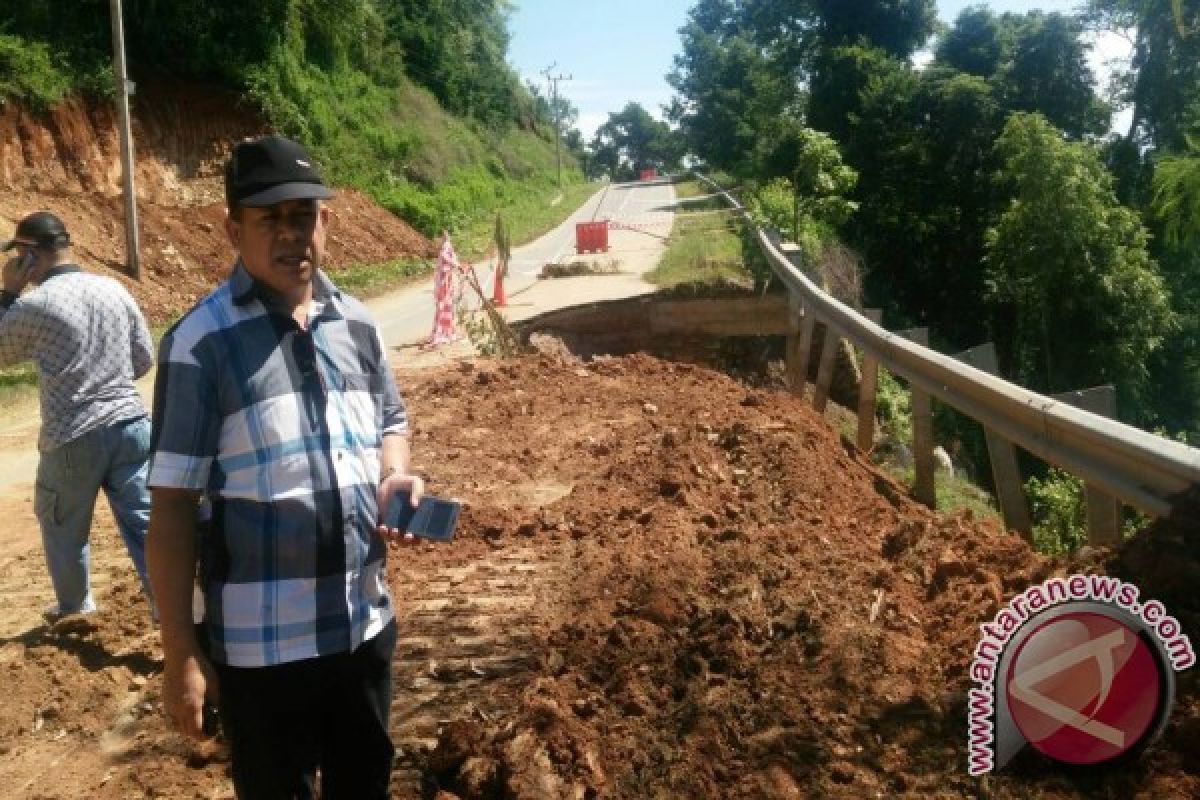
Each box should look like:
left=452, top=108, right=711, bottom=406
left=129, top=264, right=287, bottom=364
left=541, top=62, right=572, bottom=187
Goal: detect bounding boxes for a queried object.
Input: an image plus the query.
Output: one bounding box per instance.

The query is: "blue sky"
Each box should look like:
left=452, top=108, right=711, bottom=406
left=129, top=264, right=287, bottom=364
left=507, top=1, right=1125, bottom=139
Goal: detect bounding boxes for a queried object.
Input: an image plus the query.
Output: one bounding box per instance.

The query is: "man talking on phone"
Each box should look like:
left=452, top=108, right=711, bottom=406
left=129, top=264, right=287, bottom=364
left=0, top=211, right=156, bottom=620
left=147, top=135, right=423, bottom=799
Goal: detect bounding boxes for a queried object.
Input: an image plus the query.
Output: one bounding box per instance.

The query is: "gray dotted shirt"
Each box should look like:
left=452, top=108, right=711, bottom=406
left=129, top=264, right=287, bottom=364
left=0, top=266, right=153, bottom=451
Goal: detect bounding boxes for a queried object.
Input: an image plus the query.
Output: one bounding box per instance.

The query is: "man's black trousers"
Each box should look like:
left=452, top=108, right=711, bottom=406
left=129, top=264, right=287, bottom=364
left=213, top=620, right=397, bottom=800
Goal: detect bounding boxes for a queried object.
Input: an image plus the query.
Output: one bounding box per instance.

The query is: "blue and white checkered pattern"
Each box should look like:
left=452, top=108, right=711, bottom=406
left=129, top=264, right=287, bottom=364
left=149, top=262, right=408, bottom=667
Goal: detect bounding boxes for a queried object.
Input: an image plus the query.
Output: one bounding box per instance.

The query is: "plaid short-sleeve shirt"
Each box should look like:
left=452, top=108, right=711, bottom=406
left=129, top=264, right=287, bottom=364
left=149, top=262, right=408, bottom=667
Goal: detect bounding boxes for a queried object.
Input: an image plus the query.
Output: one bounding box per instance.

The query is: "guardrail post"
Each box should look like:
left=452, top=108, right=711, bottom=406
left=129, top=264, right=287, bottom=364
left=793, top=308, right=816, bottom=399
left=953, top=343, right=1032, bottom=540
left=899, top=328, right=936, bottom=508
left=856, top=309, right=884, bottom=452
left=785, top=292, right=807, bottom=396
left=812, top=321, right=840, bottom=413
left=1053, top=386, right=1122, bottom=546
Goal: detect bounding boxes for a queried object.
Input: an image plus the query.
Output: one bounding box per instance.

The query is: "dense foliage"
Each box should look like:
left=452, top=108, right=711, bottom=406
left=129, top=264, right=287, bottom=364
left=663, top=0, right=1200, bottom=548
left=668, top=1, right=1200, bottom=432
left=0, top=0, right=585, bottom=238
left=984, top=113, right=1173, bottom=408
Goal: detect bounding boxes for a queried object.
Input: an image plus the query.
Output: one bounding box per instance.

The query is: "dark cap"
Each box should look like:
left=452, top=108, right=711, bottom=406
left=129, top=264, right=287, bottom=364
left=225, top=135, right=334, bottom=209
left=3, top=211, right=70, bottom=251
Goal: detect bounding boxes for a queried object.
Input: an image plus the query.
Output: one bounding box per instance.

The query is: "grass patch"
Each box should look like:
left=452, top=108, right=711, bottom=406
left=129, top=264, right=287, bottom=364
left=0, top=363, right=39, bottom=398
left=936, top=472, right=1001, bottom=521
left=452, top=181, right=599, bottom=261
left=331, top=257, right=433, bottom=299
left=672, top=179, right=710, bottom=200
left=649, top=204, right=749, bottom=287
left=886, top=465, right=1002, bottom=522
left=671, top=180, right=732, bottom=213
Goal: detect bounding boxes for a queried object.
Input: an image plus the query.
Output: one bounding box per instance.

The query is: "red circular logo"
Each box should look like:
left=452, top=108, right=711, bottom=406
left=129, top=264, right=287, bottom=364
left=1005, top=611, right=1162, bottom=765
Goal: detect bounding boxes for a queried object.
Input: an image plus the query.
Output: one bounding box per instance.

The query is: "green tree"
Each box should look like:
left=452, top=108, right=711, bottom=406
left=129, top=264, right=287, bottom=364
left=935, top=9, right=1108, bottom=138
left=740, top=0, right=937, bottom=61
left=935, top=6, right=1008, bottom=78
left=589, top=103, right=680, bottom=181
left=1082, top=2, right=1200, bottom=435
left=1153, top=137, right=1200, bottom=248
left=1086, top=0, right=1200, bottom=151
left=984, top=113, right=1174, bottom=410
left=835, top=10, right=1114, bottom=348
left=843, top=59, right=1006, bottom=345
left=807, top=0, right=937, bottom=57
left=747, top=128, right=857, bottom=261
left=667, top=0, right=795, bottom=175
left=997, top=12, right=1109, bottom=138
left=1144, top=136, right=1200, bottom=435
left=803, top=0, right=937, bottom=144
left=806, top=44, right=907, bottom=149
left=383, top=0, right=521, bottom=127
left=788, top=128, right=858, bottom=228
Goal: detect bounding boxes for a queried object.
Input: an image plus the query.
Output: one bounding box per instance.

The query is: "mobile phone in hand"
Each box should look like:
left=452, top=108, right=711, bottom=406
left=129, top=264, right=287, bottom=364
left=384, top=490, right=461, bottom=541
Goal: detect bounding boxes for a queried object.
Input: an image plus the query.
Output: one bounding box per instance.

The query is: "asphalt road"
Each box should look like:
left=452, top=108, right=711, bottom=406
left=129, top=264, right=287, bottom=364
left=0, top=178, right=679, bottom=489
left=371, top=177, right=678, bottom=349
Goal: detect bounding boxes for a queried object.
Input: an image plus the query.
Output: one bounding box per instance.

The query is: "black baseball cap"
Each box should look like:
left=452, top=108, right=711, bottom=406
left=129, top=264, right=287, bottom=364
left=3, top=211, right=70, bottom=251
left=224, top=135, right=334, bottom=209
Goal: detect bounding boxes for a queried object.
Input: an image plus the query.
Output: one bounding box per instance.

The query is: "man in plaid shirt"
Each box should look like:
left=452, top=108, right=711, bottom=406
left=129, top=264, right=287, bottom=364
left=147, top=135, right=424, bottom=799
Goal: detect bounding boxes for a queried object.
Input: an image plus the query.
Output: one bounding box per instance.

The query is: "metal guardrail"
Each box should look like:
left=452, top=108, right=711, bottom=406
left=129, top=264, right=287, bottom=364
left=697, top=173, right=1200, bottom=518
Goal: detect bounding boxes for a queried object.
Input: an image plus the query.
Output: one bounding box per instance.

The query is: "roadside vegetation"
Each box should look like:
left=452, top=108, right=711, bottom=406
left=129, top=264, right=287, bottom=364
left=647, top=180, right=748, bottom=287
left=669, top=0, right=1200, bottom=554
left=0, top=2, right=606, bottom=400
left=1, top=2, right=590, bottom=251
left=328, top=257, right=432, bottom=300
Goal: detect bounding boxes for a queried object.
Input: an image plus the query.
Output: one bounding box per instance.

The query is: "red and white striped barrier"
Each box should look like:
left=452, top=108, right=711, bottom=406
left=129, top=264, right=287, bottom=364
left=428, top=233, right=462, bottom=346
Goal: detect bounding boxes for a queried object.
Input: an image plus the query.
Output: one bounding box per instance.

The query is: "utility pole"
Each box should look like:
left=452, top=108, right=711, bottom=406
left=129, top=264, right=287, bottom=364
left=541, top=63, right=572, bottom=187
left=109, top=0, right=140, bottom=279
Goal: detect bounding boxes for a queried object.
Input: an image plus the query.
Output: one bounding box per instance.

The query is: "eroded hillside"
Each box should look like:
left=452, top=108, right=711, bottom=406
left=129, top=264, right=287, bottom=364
left=0, top=84, right=433, bottom=322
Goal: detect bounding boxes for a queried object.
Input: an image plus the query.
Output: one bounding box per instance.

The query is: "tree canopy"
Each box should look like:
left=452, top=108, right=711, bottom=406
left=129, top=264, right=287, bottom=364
left=0, top=0, right=538, bottom=130
left=985, top=113, right=1173, bottom=405
left=589, top=103, right=681, bottom=181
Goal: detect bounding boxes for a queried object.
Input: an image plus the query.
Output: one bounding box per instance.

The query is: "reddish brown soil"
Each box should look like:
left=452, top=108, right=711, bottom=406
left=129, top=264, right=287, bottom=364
left=0, top=86, right=434, bottom=324
left=0, top=89, right=1195, bottom=800
left=0, top=354, right=1194, bottom=799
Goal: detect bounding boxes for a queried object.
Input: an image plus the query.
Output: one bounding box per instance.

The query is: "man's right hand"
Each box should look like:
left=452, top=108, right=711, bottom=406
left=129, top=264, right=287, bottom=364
left=163, top=651, right=218, bottom=739
left=1, top=253, right=33, bottom=294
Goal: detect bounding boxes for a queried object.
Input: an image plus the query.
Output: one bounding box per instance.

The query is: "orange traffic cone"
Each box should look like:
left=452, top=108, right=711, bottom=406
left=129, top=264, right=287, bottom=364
left=492, top=258, right=507, bottom=307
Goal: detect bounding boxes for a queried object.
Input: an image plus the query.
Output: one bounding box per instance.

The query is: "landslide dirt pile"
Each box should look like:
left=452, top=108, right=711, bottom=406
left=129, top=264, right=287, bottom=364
left=409, top=355, right=1198, bottom=800
left=0, top=354, right=1195, bottom=799
left=0, top=86, right=433, bottom=323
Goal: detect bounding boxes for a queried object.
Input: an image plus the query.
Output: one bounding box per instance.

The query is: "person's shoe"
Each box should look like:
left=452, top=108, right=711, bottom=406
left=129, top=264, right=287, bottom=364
left=42, top=598, right=97, bottom=623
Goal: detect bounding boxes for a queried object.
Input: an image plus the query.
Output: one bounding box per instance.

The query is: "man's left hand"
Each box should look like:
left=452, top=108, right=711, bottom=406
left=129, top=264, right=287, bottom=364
left=376, top=470, right=424, bottom=545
